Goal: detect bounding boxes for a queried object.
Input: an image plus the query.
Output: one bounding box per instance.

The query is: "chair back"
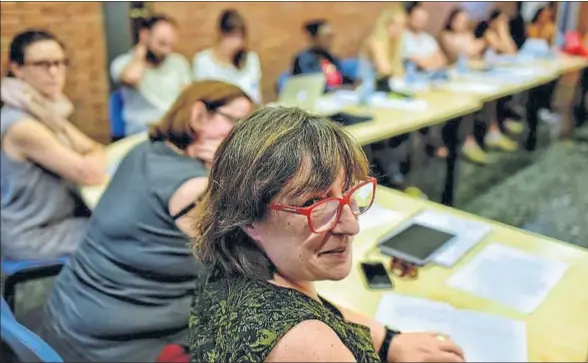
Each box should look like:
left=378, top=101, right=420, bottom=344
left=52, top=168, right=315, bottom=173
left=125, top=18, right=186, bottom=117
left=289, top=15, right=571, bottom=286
left=1, top=257, right=68, bottom=277
left=109, top=90, right=126, bottom=140
left=1, top=297, right=63, bottom=362
left=340, top=58, right=359, bottom=82
left=276, top=71, right=291, bottom=95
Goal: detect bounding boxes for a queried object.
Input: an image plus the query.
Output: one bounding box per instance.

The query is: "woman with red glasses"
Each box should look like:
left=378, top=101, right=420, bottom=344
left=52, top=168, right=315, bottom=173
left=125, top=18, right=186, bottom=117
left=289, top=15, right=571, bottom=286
left=189, top=106, right=465, bottom=362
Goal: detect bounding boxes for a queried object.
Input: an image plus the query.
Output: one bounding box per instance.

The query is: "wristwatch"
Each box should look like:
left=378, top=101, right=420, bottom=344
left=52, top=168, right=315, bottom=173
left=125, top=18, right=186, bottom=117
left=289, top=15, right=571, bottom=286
left=378, top=326, right=401, bottom=362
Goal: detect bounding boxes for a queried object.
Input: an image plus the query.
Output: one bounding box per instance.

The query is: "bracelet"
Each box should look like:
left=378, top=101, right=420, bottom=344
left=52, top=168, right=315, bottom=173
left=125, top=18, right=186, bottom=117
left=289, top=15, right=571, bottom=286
left=378, top=327, right=401, bottom=362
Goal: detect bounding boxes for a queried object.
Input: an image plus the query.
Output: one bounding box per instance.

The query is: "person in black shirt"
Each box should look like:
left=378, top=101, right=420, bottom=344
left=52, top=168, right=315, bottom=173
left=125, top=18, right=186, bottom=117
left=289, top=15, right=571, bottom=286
left=291, top=20, right=354, bottom=90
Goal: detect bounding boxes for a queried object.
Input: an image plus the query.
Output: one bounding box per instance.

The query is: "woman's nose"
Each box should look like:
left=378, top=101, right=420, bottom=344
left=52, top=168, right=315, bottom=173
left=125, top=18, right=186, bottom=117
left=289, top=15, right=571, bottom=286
left=331, top=204, right=360, bottom=236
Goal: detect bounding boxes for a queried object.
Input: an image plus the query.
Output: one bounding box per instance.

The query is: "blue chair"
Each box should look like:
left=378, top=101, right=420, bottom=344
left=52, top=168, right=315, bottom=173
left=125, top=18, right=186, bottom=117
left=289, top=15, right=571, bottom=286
left=276, top=71, right=291, bottom=95
left=1, top=257, right=67, bottom=312
left=109, top=90, right=126, bottom=142
left=1, top=297, right=63, bottom=362
left=340, top=58, right=359, bottom=82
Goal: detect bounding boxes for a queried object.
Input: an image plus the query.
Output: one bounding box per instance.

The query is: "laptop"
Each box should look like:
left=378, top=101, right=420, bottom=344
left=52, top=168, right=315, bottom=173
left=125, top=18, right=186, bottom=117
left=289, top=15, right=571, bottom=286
left=277, top=73, right=327, bottom=112
left=276, top=73, right=372, bottom=126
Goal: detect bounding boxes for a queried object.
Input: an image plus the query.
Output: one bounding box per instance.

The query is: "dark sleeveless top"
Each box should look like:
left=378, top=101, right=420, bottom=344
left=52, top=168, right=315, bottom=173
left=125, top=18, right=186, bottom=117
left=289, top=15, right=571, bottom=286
left=41, top=140, right=207, bottom=362
left=189, top=276, right=380, bottom=362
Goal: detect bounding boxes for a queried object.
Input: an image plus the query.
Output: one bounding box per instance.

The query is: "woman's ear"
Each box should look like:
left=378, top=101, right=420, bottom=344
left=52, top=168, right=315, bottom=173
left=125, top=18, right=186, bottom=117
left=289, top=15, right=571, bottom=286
left=241, top=222, right=262, bottom=242
left=9, top=63, right=23, bottom=79
left=189, top=101, right=208, bottom=133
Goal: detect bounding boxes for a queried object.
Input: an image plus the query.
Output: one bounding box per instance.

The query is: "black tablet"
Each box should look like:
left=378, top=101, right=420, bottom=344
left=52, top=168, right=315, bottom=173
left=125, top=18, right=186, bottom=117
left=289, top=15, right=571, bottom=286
left=377, top=223, right=456, bottom=266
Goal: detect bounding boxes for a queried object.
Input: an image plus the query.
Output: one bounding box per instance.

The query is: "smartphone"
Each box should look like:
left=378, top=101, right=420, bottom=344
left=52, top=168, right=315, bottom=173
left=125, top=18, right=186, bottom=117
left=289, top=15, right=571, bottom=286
left=360, top=262, right=394, bottom=290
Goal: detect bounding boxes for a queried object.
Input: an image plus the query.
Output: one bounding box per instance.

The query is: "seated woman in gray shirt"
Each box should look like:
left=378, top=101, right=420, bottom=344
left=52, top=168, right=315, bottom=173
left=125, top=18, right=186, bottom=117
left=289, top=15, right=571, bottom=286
left=1, top=30, right=106, bottom=260
left=39, top=80, right=252, bottom=362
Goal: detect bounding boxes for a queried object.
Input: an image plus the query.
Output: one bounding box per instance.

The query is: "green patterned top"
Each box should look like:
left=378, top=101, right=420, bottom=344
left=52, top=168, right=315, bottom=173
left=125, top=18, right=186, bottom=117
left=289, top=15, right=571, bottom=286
left=189, top=276, right=381, bottom=362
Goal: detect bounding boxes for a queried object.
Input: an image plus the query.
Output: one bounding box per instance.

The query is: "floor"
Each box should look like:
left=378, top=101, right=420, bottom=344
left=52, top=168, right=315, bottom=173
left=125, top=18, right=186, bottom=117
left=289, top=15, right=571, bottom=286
left=459, top=126, right=588, bottom=248
left=407, top=119, right=587, bottom=249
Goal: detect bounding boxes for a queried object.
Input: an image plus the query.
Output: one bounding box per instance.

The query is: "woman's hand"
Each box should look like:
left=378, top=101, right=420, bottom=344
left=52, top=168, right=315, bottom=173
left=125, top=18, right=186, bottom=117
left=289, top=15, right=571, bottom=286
left=193, top=137, right=224, bottom=168
left=388, top=332, right=465, bottom=362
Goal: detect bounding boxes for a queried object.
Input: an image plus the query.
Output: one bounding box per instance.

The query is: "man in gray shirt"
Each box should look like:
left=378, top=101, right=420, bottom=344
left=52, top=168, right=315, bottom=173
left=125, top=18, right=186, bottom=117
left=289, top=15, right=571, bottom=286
left=110, top=15, right=191, bottom=135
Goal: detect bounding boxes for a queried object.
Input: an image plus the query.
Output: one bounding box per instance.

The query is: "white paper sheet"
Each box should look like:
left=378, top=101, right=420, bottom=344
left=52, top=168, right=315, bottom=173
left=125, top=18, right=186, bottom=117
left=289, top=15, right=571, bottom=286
left=358, top=205, right=404, bottom=232
left=375, top=293, right=528, bottom=362
left=443, top=82, right=499, bottom=94
left=369, top=94, right=428, bottom=111
left=324, top=90, right=428, bottom=111
left=447, top=244, right=569, bottom=314
left=408, top=209, right=492, bottom=267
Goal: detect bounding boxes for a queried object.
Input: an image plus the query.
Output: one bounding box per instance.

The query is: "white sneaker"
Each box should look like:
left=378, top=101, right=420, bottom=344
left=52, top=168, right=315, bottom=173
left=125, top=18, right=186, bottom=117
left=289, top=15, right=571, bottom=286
left=538, top=108, right=561, bottom=124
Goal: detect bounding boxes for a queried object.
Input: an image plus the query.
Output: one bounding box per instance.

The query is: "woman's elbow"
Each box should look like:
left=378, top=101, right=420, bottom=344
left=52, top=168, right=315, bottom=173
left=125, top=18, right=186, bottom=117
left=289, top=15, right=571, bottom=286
left=78, top=156, right=107, bottom=185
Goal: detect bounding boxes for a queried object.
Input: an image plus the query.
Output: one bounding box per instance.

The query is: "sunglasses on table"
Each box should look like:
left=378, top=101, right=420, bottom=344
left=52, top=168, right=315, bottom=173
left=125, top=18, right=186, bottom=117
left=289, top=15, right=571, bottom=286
left=268, top=177, right=377, bottom=234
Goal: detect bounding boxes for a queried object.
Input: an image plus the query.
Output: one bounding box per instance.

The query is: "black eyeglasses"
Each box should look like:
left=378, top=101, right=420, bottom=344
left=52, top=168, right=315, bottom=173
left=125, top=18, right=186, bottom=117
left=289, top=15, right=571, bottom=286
left=215, top=110, right=240, bottom=124
left=24, top=59, right=70, bottom=70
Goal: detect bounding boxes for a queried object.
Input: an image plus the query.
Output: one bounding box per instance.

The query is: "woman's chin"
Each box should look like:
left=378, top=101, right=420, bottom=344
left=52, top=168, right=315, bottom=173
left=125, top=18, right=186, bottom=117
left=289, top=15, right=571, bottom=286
left=318, top=258, right=353, bottom=281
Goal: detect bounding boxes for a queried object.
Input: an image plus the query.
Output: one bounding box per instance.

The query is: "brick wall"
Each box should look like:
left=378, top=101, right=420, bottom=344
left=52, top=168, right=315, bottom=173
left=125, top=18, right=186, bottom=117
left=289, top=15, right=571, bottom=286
left=1, top=1, right=109, bottom=142
left=1, top=2, right=517, bottom=140
left=153, top=1, right=516, bottom=103
left=579, top=2, right=588, bottom=33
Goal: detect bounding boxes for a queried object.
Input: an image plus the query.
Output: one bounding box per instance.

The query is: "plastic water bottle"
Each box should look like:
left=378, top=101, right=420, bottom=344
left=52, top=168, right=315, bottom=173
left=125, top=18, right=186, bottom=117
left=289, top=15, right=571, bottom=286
left=358, top=59, right=375, bottom=106
left=457, top=52, right=468, bottom=74
left=405, top=61, right=417, bottom=85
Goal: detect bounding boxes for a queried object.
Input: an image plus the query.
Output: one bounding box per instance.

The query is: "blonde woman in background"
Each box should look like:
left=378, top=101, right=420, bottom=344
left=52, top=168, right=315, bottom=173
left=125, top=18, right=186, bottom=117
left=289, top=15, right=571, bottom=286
left=361, top=6, right=406, bottom=84
left=358, top=6, right=426, bottom=198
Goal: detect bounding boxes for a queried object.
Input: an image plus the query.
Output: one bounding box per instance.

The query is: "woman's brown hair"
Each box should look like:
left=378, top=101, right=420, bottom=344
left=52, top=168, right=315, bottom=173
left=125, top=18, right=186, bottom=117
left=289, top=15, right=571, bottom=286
left=218, top=9, right=248, bottom=69
left=149, top=80, right=250, bottom=150
left=193, top=106, right=370, bottom=281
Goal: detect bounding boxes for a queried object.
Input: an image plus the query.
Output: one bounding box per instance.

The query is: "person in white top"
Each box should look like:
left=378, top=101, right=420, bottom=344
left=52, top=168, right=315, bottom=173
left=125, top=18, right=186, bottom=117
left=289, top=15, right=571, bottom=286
left=192, top=9, right=262, bottom=103
left=402, top=2, right=447, bottom=71
left=111, top=15, right=191, bottom=135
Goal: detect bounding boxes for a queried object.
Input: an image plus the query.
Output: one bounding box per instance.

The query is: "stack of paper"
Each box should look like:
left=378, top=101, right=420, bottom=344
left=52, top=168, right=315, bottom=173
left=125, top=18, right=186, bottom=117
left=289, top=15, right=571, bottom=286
left=447, top=244, right=569, bottom=314
left=375, top=293, right=528, bottom=362
left=358, top=205, right=404, bottom=232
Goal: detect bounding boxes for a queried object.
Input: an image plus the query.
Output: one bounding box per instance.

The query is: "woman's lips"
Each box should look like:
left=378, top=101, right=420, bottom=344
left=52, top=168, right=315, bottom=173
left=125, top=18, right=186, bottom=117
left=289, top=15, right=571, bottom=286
left=318, top=245, right=347, bottom=256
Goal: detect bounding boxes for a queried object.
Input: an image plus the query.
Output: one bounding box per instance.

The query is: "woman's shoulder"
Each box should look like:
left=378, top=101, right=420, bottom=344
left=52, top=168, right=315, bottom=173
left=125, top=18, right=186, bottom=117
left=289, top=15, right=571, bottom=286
left=192, top=48, right=214, bottom=63
left=190, top=277, right=333, bottom=361
left=0, top=106, right=34, bottom=136
left=196, top=276, right=318, bottom=314
left=246, top=51, right=260, bottom=63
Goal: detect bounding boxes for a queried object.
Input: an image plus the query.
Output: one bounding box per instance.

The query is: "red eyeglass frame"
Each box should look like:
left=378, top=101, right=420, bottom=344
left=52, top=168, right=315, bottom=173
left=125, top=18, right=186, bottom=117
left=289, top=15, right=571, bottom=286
left=268, top=177, right=377, bottom=233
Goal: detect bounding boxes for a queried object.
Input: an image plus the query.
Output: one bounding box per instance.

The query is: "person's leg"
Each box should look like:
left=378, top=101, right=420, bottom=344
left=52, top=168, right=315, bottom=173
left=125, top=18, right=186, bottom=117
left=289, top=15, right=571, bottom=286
left=459, top=112, right=489, bottom=164
left=537, top=80, right=561, bottom=124
left=485, top=100, right=519, bottom=152
left=441, top=117, right=462, bottom=206
left=420, top=125, right=447, bottom=158
left=525, top=86, right=542, bottom=151
left=371, top=139, right=407, bottom=190
left=498, top=95, right=525, bottom=135
left=573, top=68, right=588, bottom=127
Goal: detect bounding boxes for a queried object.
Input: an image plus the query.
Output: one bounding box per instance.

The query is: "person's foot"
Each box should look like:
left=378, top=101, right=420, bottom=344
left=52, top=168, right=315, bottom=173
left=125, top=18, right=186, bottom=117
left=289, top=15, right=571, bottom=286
left=404, top=186, right=428, bottom=200
left=504, top=119, right=525, bottom=135
left=461, top=142, right=489, bottom=165
left=485, top=133, right=519, bottom=152
left=538, top=108, right=561, bottom=124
